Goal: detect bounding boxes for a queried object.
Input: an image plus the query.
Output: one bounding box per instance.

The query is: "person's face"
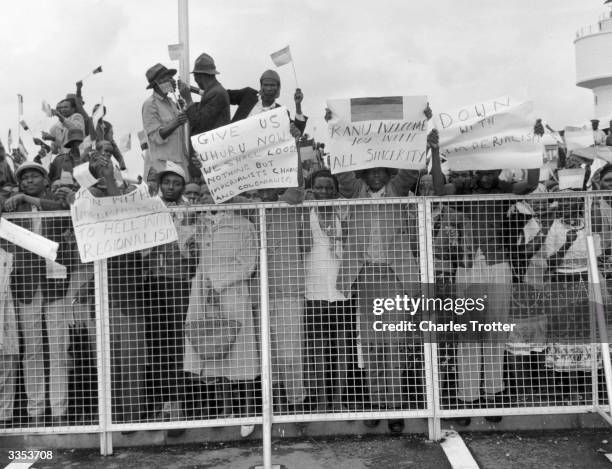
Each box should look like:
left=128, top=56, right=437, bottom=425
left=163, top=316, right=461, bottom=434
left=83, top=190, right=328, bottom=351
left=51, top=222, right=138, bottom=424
left=160, top=173, right=185, bottom=202
left=57, top=100, right=74, bottom=118
left=260, top=78, right=279, bottom=104
left=475, top=170, right=500, bottom=190
left=312, top=176, right=337, bottom=200
left=258, top=188, right=280, bottom=202
left=156, top=76, right=175, bottom=95
left=418, top=177, right=434, bottom=196
left=592, top=121, right=600, bottom=131
left=200, top=185, right=215, bottom=204
left=365, top=168, right=391, bottom=192
left=20, top=169, right=47, bottom=196
left=601, top=172, right=612, bottom=191
left=184, top=186, right=201, bottom=204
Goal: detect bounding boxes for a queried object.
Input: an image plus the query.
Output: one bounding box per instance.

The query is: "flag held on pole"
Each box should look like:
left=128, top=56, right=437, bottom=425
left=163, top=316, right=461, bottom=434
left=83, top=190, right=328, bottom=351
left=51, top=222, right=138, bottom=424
left=19, top=120, right=30, bottom=132
left=7, top=130, right=12, bottom=151
left=168, top=44, right=184, bottom=61
left=271, top=46, right=292, bottom=67
left=41, top=101, right=53, bottom=118
left=17, top=94, right=23, bottom=117
left=18, top=138, right=28, bottom=158
left=92, top=65, right=103, bottom=74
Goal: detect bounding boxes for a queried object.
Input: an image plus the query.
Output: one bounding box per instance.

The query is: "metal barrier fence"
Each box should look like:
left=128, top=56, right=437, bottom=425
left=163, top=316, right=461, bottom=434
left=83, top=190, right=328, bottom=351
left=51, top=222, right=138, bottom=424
left=0, top=192, right=611, bottom=462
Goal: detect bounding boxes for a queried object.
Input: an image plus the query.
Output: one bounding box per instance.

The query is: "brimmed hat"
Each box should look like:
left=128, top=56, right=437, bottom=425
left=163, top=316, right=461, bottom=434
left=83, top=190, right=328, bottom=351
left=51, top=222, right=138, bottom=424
left=191, top=53, right=219, bottom=75
left=145, top=63, right=177, bottom=89
left=64, top=127, right=84, bottom=148
left=15, top=162, right=48, bottom=180
left=156, top=161, right=186, bottom=183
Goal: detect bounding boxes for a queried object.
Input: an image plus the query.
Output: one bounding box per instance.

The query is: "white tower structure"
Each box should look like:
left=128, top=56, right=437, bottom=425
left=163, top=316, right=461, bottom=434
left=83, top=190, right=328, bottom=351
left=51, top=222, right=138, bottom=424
left=575, top=2, right=612, bottom=120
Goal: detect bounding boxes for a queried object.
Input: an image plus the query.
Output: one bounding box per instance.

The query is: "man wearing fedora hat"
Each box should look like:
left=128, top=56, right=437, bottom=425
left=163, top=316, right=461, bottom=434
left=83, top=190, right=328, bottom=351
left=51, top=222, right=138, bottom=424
left=48, top=127, right=84, bottom=183
left=142, top=63, right=191, bottom=183
left=177, top=53, right=230, bottom=137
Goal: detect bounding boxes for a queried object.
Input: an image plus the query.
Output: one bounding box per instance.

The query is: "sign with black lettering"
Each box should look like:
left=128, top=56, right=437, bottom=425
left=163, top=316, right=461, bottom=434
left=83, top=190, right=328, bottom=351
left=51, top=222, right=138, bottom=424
left=326, top=95, right=429, bottom=174
left=191, top=107, right=298, bottom=203
left=70, top=184, right=178, bottom=262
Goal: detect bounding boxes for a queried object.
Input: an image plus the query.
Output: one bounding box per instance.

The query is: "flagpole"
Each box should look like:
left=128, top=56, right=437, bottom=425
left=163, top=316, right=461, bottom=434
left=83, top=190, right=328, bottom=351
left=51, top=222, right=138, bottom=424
left=17, top=95, right=21, bottom=146
left=178, top=0, right=191, bottom=171
left=291, top=60, right=299, bottom=89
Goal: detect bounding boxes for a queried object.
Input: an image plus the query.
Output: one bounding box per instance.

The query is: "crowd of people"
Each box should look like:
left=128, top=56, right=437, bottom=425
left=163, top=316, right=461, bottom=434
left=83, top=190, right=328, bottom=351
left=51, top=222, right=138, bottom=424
left=0, top=50, right=611, bottom=440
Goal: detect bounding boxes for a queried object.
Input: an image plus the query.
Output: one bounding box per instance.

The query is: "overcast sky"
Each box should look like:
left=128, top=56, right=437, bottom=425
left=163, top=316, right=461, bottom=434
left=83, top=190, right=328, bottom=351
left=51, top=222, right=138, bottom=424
left=0, top=0, right=608, bottom=177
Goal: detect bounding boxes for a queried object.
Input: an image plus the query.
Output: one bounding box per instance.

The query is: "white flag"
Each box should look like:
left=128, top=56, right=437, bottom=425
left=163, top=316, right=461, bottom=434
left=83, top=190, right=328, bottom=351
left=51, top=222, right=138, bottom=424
left=92, top=98, right=105, bottom=129
left=168, top=43, right=183, bottom=61
left=41, top=100, right=53, bottom=118
left=270, top=46, right=292, bottom=67
left=119, top=133, right=131, bottom=153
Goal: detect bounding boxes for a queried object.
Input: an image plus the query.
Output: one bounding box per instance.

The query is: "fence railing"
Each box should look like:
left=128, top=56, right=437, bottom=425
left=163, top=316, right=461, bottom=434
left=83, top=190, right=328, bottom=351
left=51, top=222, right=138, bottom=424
left=0, top=192, right=610, bottom=464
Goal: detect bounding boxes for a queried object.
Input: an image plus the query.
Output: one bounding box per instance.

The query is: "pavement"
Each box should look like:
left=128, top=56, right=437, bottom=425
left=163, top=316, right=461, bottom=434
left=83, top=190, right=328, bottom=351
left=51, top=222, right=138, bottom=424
left=2, top=428, right=612, bottom=468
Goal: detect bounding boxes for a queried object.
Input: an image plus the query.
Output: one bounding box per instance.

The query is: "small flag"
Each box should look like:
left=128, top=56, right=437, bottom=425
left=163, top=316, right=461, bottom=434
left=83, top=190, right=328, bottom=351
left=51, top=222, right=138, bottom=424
left=92, top=98, right=105, bottom=129
left=350, top=96, right=404, bottom=122
left=19, top=120, right=29, bottom=131
left=42, top=100, right=53, bottom=117
left=7, top=130, right=12, bottom=151
left=92, top=65, right=103, bottom=74
left=168, top=44, right=183, bottom=61
left=119, top=133, right=131, bottom=153
left=18, top=138, right=28, bottom=158
left=270, top=46, right=292, bottom=67
left=17, top=94, right=23, bottom=117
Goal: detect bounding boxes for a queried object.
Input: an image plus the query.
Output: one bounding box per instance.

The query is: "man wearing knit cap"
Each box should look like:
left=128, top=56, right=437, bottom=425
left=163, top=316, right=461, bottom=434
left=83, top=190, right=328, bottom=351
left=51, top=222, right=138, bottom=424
left=178, top=53, right=230, bottom=136
left=228, top=69, right=307, bottom=137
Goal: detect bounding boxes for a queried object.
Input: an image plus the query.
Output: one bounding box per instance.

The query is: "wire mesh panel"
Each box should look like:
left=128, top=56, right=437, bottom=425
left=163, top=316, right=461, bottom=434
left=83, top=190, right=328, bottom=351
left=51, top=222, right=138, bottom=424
left=0, top=211, right=100, bottom=434
left=106, top=204, right=262, bottom=432
left=267, top=197, right=431, bottom=423
left=431, top=193, right=600, bottom=419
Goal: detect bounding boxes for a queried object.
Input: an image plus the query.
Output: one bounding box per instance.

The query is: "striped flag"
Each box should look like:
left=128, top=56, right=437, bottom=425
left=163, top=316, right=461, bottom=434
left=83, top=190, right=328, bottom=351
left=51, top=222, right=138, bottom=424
left=92, top=65, right=103, bottom=74
left=168, top=44, right=183, bottom=61
left=270, top=46, right=292, bottom=67
left=19, top=120, right=29, bottom=131
left=350, top=96, right=404, bottom=122
left=17, top=94, right=23, bottom=117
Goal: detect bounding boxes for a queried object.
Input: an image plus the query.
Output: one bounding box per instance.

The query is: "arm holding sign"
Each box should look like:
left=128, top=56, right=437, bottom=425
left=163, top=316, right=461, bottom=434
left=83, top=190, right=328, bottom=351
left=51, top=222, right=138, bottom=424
left=292, top=88, right=307, bottom=134
left=429, top=129, right=456, bottom=196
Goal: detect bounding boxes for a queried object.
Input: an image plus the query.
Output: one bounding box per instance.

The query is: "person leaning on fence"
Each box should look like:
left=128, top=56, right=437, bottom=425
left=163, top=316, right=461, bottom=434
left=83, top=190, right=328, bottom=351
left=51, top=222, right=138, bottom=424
left=302, top=169, right=354, bottom=413
left=325, top=106, right=430, bottom=434
left=87, top=148, right=150, bottom=428
left=3, top=162, right=68, bottom=427
left=183, top=197, right=259, bottom=426
left=141, top=162, right=197, bottom=437
left=142, top=63, right=191, bottom=182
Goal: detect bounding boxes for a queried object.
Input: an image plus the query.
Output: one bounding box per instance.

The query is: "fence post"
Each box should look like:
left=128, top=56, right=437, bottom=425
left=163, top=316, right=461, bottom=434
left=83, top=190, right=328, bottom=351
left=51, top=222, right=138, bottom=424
left=258, top=207, right=273, bottom=469
left=95, top=259, right=113, bottom=455
left=421, top=198, right=441, bottom=440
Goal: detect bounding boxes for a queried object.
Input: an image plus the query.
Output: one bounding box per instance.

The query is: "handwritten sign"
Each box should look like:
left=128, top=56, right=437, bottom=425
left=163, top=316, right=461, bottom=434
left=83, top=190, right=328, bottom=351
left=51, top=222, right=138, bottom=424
left=326, top=96, right=428, bottom=174
left=434, top=95, right=517, bottom=132
left=0, top=219, right=58, bottom=261
left=438, top=101, right=543, bottom=171
left=70, top=184, right=178, bottom=262
left=191, top=107, right=298, bottom=203
left=564, top=126, right=594, bottom=153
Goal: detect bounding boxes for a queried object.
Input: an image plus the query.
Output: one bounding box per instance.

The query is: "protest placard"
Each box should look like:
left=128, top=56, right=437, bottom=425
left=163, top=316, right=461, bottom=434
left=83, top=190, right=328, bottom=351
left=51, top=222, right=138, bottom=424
left=438, top=100, right=543, bottom=171
left=564, top=126, right=594, bottom=153
left=191, top=106, right=298, bottom=203
left=326, top=96, right=428, bottom=174
left=70, top=184, right=178, bottom=262
left=0, top=218, right=58, bottom=261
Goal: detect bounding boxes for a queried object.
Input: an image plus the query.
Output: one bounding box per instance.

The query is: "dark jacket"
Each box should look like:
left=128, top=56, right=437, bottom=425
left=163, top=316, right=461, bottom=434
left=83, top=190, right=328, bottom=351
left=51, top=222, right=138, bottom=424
left=186, top=80, right=231, bottom=135
left=227, top=87, right=307, bottom=134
